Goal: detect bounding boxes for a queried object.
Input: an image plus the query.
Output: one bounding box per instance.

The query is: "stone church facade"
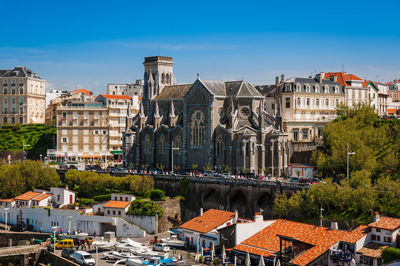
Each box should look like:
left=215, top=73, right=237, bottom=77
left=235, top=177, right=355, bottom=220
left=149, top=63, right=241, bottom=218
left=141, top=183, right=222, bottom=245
left=124, top=56, right=289, bottom=176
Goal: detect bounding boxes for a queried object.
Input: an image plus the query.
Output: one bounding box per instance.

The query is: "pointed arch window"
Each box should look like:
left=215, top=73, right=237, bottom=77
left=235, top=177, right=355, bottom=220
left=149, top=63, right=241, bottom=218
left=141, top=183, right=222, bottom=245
left=216, top=136, right=223, bottom=157
left=159, top=135, right=166, bottom=155
left=174, top=135, right=182, bottom=154
left=191, top=110, right=205, bottom=148
left=166, top=73, right=170, bottom=84
left=161, top=73, right=165, bottom=84
left=145, top=135, right=151, bottom=154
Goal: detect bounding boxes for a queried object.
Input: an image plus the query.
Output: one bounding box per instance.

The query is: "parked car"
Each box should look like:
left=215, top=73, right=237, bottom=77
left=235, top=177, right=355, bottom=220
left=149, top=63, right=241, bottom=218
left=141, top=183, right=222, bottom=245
left=299, top=178, right=310, bottom=184
left=55, top=239, right=74, bottom=249
left=153, top=243, right=170, bottom=252
left=309, top=178, right=321, bottom=184
left=61, top=248, right=75, bottom=260
left=10, top=222, right=32, bottom=232
left=73, top=251, right=95, bottom=265
left=289, top=177, right=300, bottom=183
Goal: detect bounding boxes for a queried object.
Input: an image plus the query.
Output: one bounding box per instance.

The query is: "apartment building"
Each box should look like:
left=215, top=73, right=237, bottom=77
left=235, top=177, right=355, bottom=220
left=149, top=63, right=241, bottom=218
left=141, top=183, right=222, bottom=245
left=96, top=94, right=137, bottom=160
left=107, top=80, right=144, bottom=97
left=364, top=81, right=389, bottom=116
left=48, top=90, right=111, bottom=162
left=278, top=74, right=344, bottom=151
left=0, top=66, right=46, bottom=125
left=324, top=72, right=369, bottom=107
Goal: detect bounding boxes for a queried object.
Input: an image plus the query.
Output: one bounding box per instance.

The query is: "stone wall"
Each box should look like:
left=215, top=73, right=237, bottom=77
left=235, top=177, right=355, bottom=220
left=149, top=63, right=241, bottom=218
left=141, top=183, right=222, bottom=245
left=123, top=215, right=156, bottom=234
left=156, top=198, right=181, bottom=233
left=38, top=250, right=79, bottom=266
left=0, top=232, right=50, bottom=247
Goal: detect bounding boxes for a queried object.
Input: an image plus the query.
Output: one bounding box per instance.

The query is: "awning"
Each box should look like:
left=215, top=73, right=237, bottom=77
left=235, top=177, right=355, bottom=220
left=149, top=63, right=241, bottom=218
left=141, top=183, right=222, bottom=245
left=111, top=150, right=123, bottom=155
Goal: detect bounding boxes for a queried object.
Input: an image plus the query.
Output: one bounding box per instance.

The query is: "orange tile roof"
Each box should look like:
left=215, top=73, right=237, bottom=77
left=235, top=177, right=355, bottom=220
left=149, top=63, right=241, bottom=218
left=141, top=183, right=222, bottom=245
left=387, top=109, right=399, bottom=115
left=103, top=200, right=131, bottom=208
left=179, top=209, right=234, bottom=233
left=368, top=216, right=400, bottom=231
left=357, top=243, right=389, bottom=258
left=72, top=89, right=92, bottom=95
left=324, top=72, right=363, bottom=87
left=98, top=94, right=132, bottom=100
left=0, top=198, right=14, bottom=202
left=15, top=191, right=42, bottom=201
left=32, top=193, right=52, bottom=201
left=235, top=244, right=274, bottom=258
left=233, top=219, right=367, bottom=266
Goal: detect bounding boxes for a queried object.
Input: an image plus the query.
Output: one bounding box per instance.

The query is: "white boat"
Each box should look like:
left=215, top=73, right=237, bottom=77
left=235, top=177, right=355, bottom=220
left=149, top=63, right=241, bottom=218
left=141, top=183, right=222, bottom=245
left=160, top=235, right=185, bottom=248
left=115, top=239, right=152, bottom=253
left=92, top=240, right=115, bottom=249
left=104, top=251, right=143, bottom=260
left=61, top=232, right=89, bottom=240
left=126, top=257, right=162, bottom=266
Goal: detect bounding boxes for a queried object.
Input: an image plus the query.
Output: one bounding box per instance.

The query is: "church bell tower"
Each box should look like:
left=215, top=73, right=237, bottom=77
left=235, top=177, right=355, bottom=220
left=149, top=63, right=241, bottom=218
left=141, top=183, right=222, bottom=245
left=142, top=56, right=175, bottom=114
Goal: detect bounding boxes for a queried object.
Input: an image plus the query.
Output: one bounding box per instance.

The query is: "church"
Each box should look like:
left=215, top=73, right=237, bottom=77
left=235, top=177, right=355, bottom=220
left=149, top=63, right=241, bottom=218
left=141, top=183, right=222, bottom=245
left=124, top=56, right=289, bottom=176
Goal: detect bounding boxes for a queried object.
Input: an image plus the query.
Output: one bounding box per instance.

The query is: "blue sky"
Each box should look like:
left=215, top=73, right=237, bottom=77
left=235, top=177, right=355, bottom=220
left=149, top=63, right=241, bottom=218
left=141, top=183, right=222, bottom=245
left=1, top=0, right=399, bottom=93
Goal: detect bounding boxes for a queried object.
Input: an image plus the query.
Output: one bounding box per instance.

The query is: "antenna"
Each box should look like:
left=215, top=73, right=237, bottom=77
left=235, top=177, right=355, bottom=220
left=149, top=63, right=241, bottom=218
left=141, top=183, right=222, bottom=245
left=341, top=65, right=345, bottom=72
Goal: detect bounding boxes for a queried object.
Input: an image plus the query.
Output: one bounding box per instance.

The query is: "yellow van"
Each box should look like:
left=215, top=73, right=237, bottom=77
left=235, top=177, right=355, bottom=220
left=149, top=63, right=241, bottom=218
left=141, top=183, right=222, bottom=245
left=55, top=239, right=74, bottom=249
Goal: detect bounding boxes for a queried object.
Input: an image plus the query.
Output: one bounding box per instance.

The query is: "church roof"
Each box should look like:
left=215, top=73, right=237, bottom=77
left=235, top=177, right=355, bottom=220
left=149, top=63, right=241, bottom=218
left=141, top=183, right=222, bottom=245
left=201, top=80, right=262, bottom=97
left=154, top=84, right=192, bottom=100
left=201, top=80, right=227, bottom=96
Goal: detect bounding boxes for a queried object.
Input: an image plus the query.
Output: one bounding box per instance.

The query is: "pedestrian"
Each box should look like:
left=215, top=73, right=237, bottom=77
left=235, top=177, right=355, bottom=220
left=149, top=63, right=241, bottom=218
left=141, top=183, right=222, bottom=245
left=39, top=226, right=43, bottom=233
left=94, top=231, right=96, bottom=239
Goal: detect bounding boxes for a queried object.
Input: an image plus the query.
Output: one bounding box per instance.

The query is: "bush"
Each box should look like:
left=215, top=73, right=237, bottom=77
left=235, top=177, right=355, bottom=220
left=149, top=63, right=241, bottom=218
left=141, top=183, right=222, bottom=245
left=126, top=199, right=164, bottom=217
left=173, top=196, right=185, bottom=201
left=93, top=194, right=111, bottom=202
left=78, top=198, right=97, bottom=206
left=382, top=247, right=400, bottom=263
left=150, top=189, right=166, bottom=200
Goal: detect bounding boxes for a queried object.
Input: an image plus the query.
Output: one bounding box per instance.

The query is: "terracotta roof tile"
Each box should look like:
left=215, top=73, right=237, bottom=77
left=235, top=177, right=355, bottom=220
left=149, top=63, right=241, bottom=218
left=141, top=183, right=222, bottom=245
left=32, top=193, right=52, bottom=201
left=72, top=89, right=92, bottom=95
left=179, top=209, right=234, bottom=233
left=324, top=72, right=363, bottom=87
left=103, top=201, right=131, bottom=208
left=0, top=198, right=14, bottom=203
left=357, top=243, right=389, bottom=258
left=233, top=220, right=367, bottom=266
left=15, top=191, right=42, bottom=201
left=368, top=216, right=400, bottom=231
left=234, top=244, right=274, bottom=258
left=98, top=94, right=132, bottom=100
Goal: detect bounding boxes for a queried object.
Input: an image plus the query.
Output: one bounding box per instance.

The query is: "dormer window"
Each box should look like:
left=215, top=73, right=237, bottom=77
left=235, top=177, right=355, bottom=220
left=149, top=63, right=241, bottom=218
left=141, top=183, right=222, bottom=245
left=334, top=86, right=339, bottom=94
left=324, top=86, right=329, bottom=93
left=295, top=84, right=301, bottom=92
left=305, top=84, right=311, bottom=93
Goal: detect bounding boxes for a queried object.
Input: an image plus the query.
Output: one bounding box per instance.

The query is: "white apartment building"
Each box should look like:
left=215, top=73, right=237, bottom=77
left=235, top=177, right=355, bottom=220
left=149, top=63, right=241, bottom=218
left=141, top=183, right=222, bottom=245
left=364, top=81, right=389, bottom=116
left=0, top=66, right=46, bottom=124
left=107, top=80, right=144, bottom=97
left=45, top=89, right=69, bottom=108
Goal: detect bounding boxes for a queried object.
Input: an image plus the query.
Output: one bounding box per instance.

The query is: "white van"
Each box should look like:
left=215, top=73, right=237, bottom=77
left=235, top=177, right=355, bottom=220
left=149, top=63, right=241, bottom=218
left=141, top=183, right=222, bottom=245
left=73, top=251, right=95, bottom=265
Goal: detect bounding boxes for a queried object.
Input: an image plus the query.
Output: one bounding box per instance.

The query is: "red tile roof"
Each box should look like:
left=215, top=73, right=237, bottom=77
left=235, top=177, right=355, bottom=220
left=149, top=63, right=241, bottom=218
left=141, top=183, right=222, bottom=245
left=103, top=200, right=131, bottom=208
left=387, top=109, right=399, bottom=115
left=98, top=94, right=132, bottom=100
left=233, top=219, right=367, bottom=266
left=32, top=193, right=52, bottom=201
left=324, top=72, right=363, bottom=87
left=15, top=191, right=42, bottom=201
left=72, top=89, right=92, bottom=95
left=368, top=216, right=400, bottom=231
left=234, top=244, right=274, bottom=258
left=0, top=198, right=14, bottom=203
left=179, top=209, right=235, bottom=233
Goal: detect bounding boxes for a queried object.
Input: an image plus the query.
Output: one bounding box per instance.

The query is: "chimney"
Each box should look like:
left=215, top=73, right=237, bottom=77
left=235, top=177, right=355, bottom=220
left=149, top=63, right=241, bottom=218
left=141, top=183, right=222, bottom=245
left=254, top=212, right=263, bottom=223
left=373, top=211, right=380, bottom=222
left=281, top=74, right=285, bottom=83
left=233, top=210, right=238, bottom=224
left=200, top=208, right=203, bottom=216
left=275, top=76, right=279, bottom=86
left=330, top=219, right=338, bottom=230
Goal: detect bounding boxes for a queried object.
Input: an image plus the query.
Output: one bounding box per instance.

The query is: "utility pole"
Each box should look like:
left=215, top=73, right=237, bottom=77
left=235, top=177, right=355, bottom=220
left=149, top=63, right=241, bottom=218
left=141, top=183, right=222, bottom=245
left=320, top=207, right=324, bottom=226
left=171, top=141, right=180, bottom=175
left=22, top=139, right=30, bottom=160
left=347, top=143, right=355, bottom=180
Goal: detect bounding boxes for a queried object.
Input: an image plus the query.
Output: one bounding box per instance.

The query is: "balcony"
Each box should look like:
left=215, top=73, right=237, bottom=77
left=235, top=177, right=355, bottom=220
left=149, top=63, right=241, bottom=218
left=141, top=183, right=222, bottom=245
left=110, top=140, right=122, bottom=145
left=110, top=131, right=120, bottom=137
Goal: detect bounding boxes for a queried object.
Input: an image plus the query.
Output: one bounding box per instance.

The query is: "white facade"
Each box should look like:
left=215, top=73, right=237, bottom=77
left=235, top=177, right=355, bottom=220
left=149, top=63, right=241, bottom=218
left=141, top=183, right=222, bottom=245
left=0, top=207, right=146, bottom=238
left=32, top=195, right=52, bottom=207
left=92, top=202, right=106, bottom=215
left=107, top=80, right=144, bottom=97
left=46, top=89, right=68, bottom=108
left=110, top=193, right=135, bottom=202
left=0, top=200, right=15, bottom=208
left=104, top=206, right=130, bottom=217
left=233, top=214, right=275, bottom=246
left=50, top=187, right=76, bottom=207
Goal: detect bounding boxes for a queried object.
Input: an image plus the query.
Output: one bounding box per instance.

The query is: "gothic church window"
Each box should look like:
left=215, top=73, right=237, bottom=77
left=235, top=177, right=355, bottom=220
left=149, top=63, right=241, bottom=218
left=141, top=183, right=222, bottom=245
left=166, top=73, right=170, bottom=84
left=174, top=135, right=182, bottom=154
left=191, top=110, right=205, bottom=147
left=145, top=135, right=151, bottom=154
left=159, top=135, right=166, bottom=155
left=216, top=136, right=223, bottom=157
left=161, top=73, right=165, bottom=84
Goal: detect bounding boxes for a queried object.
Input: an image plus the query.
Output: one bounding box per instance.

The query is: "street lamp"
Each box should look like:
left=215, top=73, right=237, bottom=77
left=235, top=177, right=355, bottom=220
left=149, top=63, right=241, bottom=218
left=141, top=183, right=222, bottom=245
left=68, top=216, right=73, bottom=235
left=22, top=139, right=30, bottom=160
left=4, top=208, right=9, bottom=231
left=171, top=141, right=180, bottom=175
left=347, top=144, right=355, bottom=180
left=52, top=226, right=58, bottom=252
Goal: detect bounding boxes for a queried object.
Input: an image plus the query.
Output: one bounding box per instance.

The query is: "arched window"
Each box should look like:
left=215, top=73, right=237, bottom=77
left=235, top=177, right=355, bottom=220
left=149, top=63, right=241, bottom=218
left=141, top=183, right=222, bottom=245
left=145, top=135, right=151, bottom=154
left=166, top=73, right=170, bottom=84
left=314, top=85, right=320, bottom=93
left=191, top=110, right=205, bottom=147
left=161, top=73, right=165, bottom=84
left=216, top=136, right=223, bottom=157
left=159, top=135, right=166, bottom=155
left=174, top=135, right=182, bottom=154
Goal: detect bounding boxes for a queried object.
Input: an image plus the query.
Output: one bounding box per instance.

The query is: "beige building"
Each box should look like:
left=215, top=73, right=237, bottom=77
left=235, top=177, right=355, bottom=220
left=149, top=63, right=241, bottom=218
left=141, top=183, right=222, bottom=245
left=278, top=74, right=344, bottom=151
left=106, top=80, right=144, bottom=97
left=0, top=66, right=46, bottom=124
left=48, top=90, right=111, bottom=162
